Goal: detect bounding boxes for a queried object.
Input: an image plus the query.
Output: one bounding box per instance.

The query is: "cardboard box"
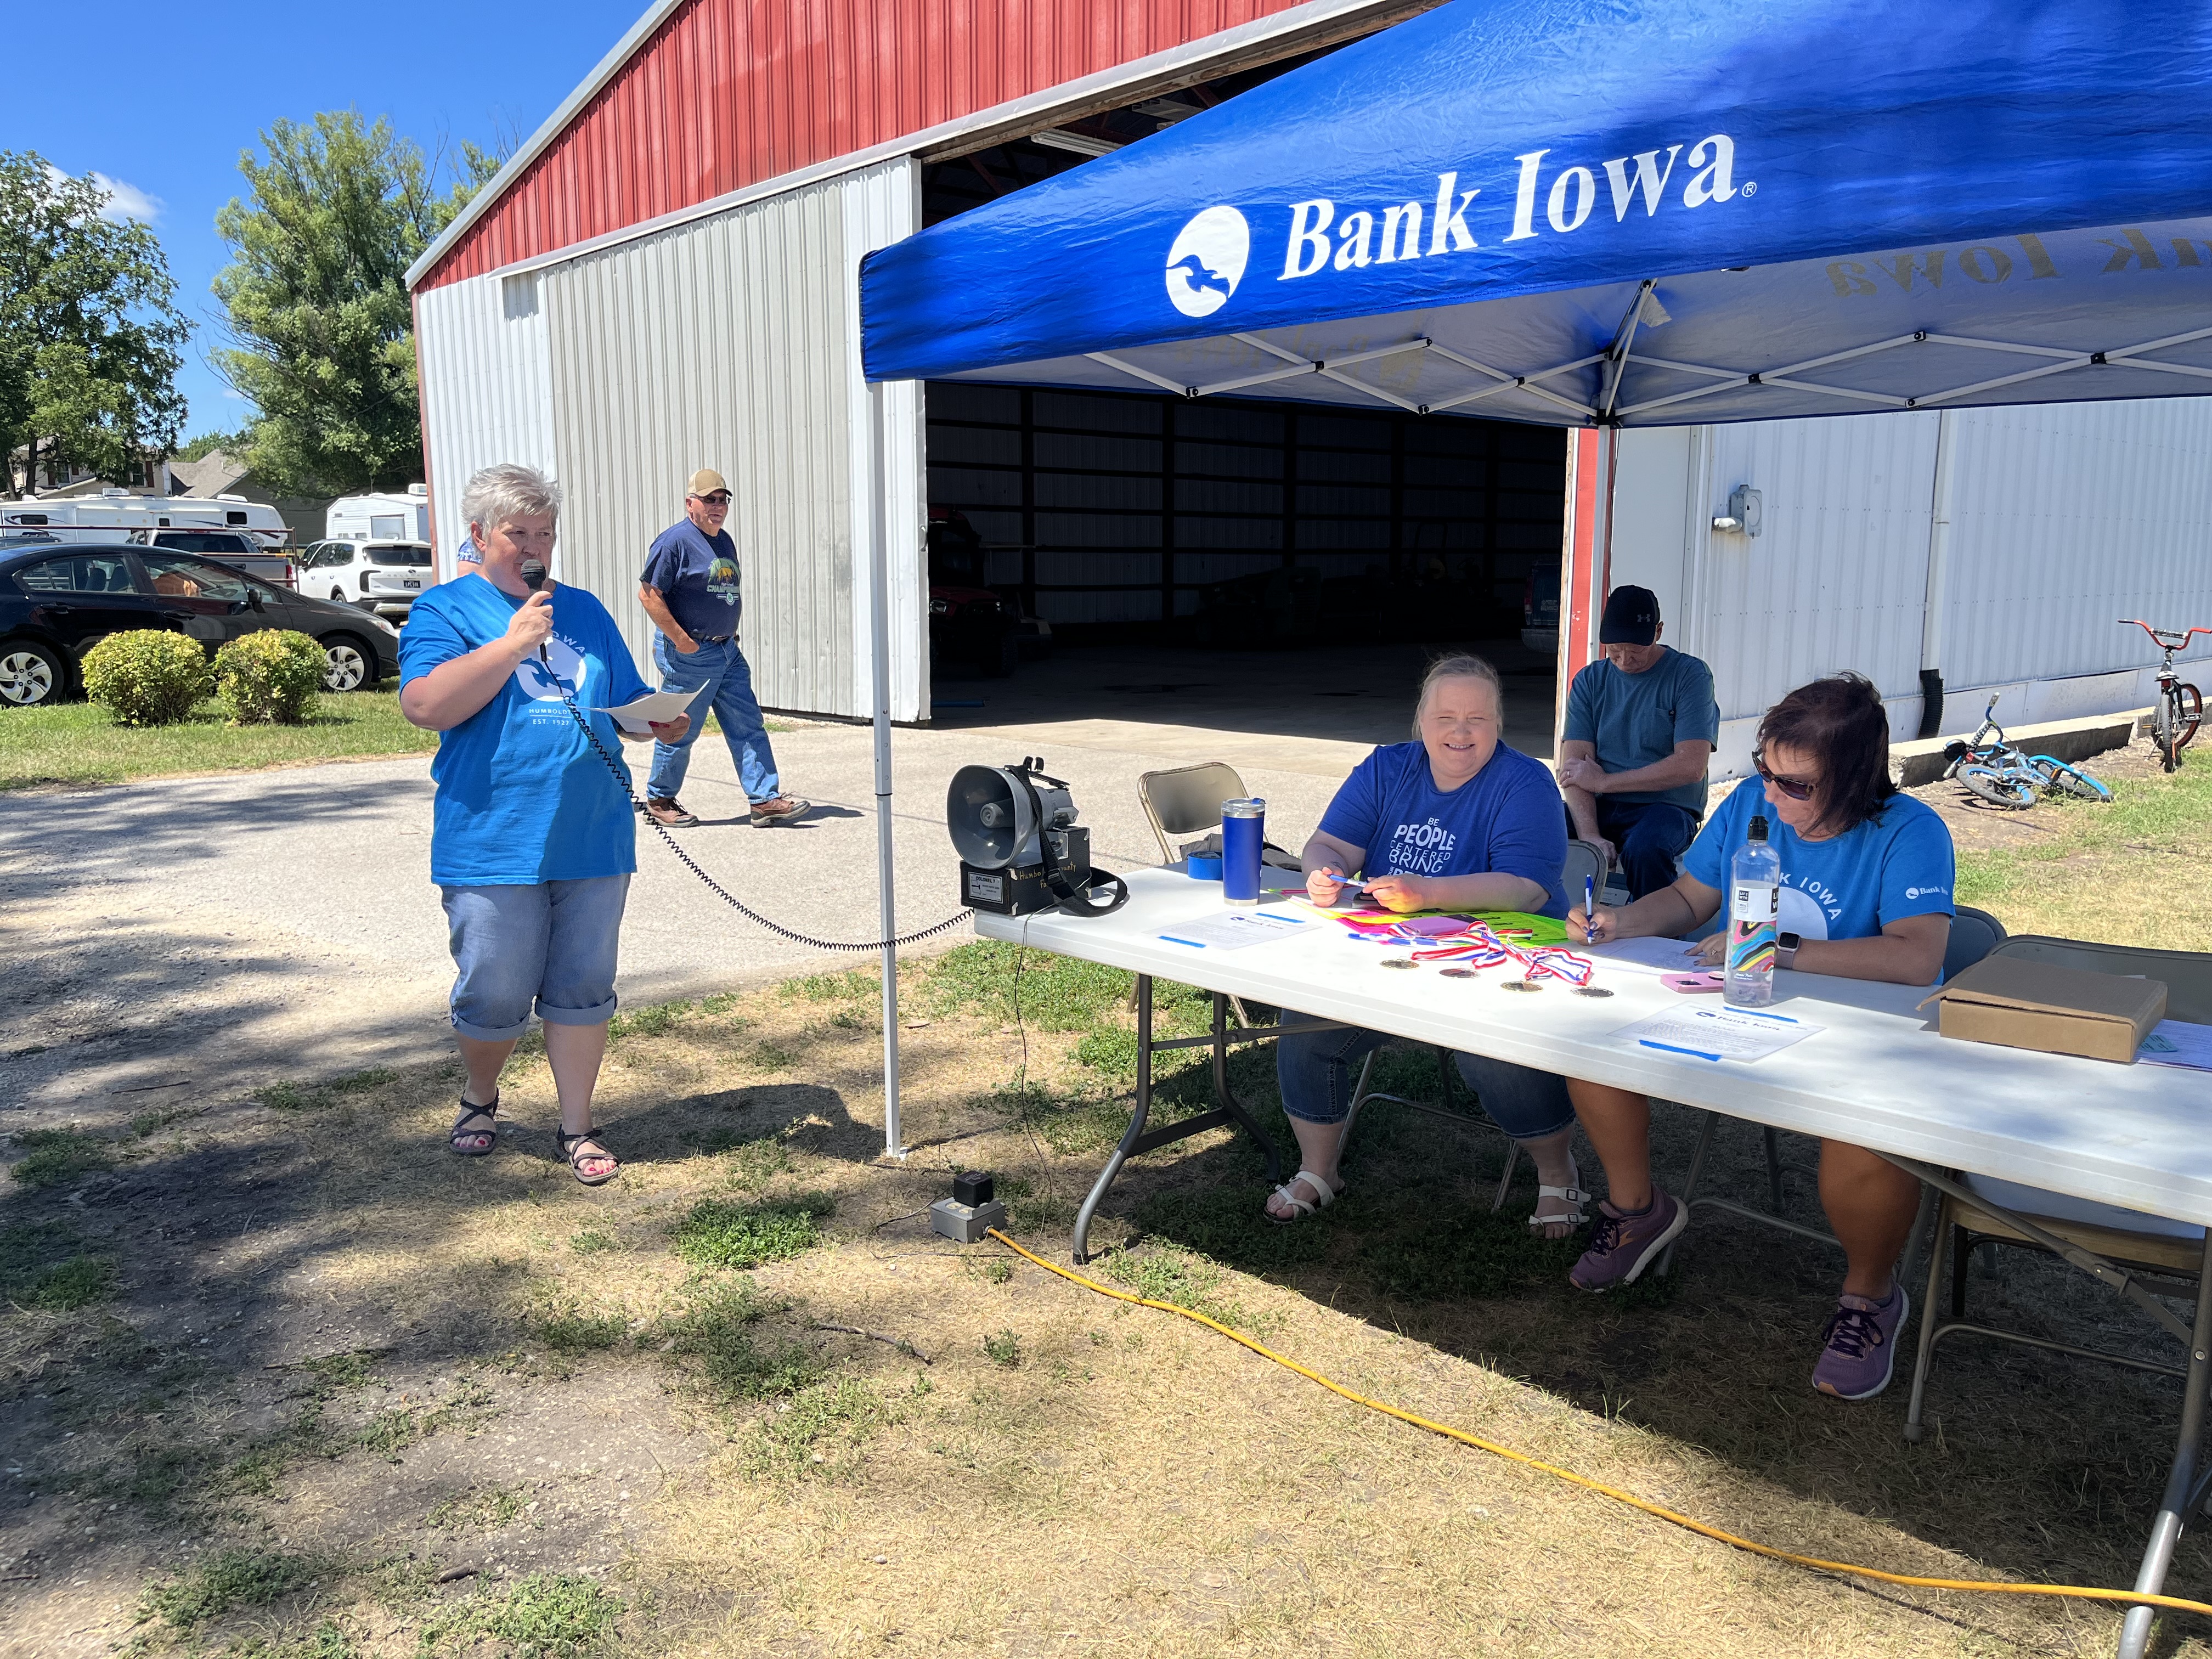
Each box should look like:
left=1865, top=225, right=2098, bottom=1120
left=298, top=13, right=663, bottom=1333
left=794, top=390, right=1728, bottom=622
left=1919, top=956, right=2168, bottom=1063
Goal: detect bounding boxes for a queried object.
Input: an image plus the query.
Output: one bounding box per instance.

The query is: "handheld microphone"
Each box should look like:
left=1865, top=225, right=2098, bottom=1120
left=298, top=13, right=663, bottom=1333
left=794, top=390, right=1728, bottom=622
left=517, top=557, right=550, bottom=663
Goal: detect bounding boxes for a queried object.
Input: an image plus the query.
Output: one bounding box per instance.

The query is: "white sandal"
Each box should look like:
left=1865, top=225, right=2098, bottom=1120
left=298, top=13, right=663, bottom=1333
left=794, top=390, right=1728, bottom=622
left=1529, top=1159, right=1592, bottom=1236
left=1267, top=1168, right=1341, bottom=1224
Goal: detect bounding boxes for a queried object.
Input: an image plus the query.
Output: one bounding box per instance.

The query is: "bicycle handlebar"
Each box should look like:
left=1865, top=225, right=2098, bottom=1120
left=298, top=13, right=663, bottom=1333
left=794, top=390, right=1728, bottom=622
left=2119, top=618, right=2212, bottom=651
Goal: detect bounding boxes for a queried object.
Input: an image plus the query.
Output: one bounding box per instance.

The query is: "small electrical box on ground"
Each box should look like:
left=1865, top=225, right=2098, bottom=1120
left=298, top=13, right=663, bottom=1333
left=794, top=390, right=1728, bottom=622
left=932, top=1170, right=1007, bottom=1244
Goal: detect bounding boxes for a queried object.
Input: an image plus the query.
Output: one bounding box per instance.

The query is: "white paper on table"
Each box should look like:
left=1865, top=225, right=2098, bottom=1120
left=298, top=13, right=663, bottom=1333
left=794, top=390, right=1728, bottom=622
left=1583, top=934, right=1708, bottom=975
left=589, top=689, right=696, bottom=733
left=1154, top=911, right=1312, bottom=951
left=2141, top=1019, right=2212, bottom=1071
left=1611, top=1005, right=1825, bottom=1063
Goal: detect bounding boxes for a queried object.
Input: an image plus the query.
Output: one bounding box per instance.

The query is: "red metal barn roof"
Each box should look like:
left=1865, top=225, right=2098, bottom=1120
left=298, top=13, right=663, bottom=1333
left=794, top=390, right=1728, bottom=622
left=415, top=0, right=1415, bottom=291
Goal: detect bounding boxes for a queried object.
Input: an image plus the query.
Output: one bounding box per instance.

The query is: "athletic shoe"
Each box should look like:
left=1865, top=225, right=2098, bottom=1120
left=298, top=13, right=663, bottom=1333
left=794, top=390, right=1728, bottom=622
left=1812, top=1284, right=1910, bottom=1400
left=751, top=795, right=812, bottom=826
left=1568, top=1187, right=1688, bottom=1290
left=645, top=796, right=699, bottom=828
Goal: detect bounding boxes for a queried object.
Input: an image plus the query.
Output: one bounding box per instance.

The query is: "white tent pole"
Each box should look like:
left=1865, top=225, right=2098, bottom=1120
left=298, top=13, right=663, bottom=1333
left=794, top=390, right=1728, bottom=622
left=867, top=377, right=905, bottom=1160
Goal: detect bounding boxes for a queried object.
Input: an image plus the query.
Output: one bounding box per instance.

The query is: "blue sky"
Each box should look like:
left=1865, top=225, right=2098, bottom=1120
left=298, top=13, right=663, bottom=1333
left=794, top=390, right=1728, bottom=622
left=3, top=0, right=642, bottom=438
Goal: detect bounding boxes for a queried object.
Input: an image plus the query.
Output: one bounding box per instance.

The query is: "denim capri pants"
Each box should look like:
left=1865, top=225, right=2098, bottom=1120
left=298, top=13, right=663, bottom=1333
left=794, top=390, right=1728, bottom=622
left=438, top=874, right=631, bottom=1042
left=1276, top=1023, right=1574, bottom=1140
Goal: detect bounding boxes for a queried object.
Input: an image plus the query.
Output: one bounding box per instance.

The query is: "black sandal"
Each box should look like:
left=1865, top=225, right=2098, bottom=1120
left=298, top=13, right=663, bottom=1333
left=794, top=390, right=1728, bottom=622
left=449, top=1093, right=499, bottom=1156
left=556, top=1127, right=620, bottom=1187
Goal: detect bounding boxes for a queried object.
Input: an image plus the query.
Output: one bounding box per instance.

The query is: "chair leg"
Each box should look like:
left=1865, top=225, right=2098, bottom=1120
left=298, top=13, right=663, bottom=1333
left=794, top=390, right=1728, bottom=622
left=1658, top=1109, right=1723, bottom=1277
left=1903, top=1201, right=1955, bottom=1444
left=1491, top=1139, right=1520, bottom=1214
left=1897, top=1180, right=1940, bottom=1301
left=1763, top=1124, right=1785, bottom=1212
left=1338, top=1052, right=1380, bottom=1162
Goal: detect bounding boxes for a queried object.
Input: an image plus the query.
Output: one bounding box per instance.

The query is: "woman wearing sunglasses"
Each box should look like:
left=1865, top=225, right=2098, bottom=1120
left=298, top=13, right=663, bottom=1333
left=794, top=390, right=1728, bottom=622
left=1560, top=672, right=1955, bottom=1401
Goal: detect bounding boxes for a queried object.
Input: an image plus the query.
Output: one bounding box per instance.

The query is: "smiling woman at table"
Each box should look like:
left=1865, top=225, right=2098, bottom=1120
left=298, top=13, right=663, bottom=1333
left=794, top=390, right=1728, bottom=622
left=1271, top=654, right=1582, bottom=1232
left=1563, top=672, right=1954, bottom=1401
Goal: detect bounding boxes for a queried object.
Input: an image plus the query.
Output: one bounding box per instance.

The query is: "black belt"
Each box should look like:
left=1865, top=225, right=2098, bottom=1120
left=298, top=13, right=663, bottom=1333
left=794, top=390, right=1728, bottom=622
left=691, top=634, right=732, bottom=645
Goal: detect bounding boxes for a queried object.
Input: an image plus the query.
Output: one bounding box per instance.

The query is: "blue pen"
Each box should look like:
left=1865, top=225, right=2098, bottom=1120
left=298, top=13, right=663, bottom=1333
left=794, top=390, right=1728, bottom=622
left=1584, top=873, right=1596, bottom=944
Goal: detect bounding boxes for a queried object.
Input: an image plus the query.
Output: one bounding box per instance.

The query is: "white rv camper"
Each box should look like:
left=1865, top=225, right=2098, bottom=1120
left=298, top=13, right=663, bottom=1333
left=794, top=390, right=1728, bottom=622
left=1, top=489, right=290, bottom=547
left=324, top=484, right=431, bottom=544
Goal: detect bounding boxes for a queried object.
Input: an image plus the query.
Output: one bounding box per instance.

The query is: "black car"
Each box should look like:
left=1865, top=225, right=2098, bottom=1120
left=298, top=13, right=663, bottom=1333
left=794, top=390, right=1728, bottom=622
left=0, top=540, right=400, bottom=709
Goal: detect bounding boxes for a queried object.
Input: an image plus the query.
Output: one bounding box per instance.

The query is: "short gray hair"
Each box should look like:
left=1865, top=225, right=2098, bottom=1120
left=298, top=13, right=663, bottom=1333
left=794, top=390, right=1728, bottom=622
left=1412, top=652, right=1504, bottom=736
left=462, top=463, right=562, bottom=532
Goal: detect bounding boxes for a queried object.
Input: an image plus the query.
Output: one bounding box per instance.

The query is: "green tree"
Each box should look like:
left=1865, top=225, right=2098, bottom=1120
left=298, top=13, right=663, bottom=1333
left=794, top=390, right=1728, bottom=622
left=176, top=428, right=246, bottom=461
left=0, top=151, right=190, bottom=493
left=213, top=112, right=499, bottom=496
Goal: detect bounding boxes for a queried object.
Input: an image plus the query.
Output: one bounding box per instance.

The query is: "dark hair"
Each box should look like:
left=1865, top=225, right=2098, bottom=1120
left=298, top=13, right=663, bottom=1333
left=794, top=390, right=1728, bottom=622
left=1756, top=672, right=1896, bottom=836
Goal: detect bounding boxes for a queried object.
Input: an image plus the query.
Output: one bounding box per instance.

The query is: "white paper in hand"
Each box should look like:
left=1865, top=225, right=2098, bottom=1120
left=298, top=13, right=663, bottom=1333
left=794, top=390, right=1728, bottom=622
left=591, top=689, right=695, bottom=734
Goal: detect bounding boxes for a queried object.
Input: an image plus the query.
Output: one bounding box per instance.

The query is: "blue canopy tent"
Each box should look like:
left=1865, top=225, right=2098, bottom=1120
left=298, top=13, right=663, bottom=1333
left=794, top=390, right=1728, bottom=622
left=843, top=2, right=2212, bottom=1645
left=862, top=0, right=2212, bottom=424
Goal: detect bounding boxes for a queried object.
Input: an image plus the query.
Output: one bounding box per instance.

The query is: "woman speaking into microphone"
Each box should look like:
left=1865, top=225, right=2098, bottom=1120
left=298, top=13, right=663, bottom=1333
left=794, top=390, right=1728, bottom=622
left=399, top=464, right=688, bottom=1185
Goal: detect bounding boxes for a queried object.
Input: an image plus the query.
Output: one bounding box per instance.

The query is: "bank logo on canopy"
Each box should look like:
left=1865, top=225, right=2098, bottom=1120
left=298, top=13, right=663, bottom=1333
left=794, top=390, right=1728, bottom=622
left=1165, top=206, right=1251, bottom=317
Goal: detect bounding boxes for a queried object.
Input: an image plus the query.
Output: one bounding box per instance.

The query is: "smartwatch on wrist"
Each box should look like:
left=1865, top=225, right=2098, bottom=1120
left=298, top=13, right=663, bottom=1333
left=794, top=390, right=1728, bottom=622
left=1776, top=930, right=1802, bottom=970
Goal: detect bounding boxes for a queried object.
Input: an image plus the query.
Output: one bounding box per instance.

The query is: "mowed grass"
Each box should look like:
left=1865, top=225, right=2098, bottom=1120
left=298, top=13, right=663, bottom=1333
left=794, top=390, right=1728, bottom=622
left=13, top=874, right=2212, bottom=1654
left=1955, top=752, right=2212, bottom=950
left=0, top=689, right=435, bottom=789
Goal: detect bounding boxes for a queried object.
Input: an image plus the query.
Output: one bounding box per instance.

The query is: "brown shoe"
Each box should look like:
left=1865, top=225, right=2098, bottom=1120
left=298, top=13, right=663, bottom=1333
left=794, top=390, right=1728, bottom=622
left=750, top=795, right=812, bottom=826
left=645, top=795, right=699, bottom=828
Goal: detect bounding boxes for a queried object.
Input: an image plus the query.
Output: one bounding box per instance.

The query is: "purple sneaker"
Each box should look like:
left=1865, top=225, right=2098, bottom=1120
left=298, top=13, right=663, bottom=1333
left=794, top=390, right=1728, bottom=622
left=1568, top=1187, right=1688, bottom=1290
left=1812, top=1285, right=1910, bottom=1400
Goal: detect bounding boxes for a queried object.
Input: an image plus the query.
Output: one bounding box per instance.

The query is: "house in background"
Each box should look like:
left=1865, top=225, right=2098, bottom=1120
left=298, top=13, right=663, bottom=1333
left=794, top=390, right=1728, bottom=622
left=8, top=444, right=172, bottom=496
left=165, top=450, right=334, bottom=545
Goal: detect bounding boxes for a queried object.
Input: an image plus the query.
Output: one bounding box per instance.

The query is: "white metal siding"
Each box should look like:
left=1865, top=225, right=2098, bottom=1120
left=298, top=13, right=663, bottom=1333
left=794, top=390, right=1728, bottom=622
left=413, top=272, right=558, bottom=580
left=1612, top=397, right=2212, bottom=768
left=1694, top=412, right=1942, bottom=723
left=1939, top=400, right=2212, bottom=689
left=536, top=158, right=926, bottom=721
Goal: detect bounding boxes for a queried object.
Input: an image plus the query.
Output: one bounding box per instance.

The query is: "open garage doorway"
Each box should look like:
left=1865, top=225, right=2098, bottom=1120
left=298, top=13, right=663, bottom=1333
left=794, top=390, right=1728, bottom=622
left=920, top=381, right=1567, bottom=770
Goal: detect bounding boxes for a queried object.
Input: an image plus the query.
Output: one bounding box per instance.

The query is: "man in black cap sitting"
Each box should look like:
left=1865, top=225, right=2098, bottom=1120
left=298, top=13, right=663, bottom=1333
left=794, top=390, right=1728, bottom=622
left=1554, top=585, right=1718, bottom=900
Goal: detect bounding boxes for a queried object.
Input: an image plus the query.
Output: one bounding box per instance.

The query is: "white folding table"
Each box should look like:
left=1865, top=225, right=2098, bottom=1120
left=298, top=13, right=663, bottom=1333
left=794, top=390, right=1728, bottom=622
left=974, top=867, right=2212, bottom=1656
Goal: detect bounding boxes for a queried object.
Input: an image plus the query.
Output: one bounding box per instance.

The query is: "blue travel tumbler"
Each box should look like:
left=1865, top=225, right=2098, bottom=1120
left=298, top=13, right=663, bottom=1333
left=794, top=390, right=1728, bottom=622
left=1221, top=798, right=1265, bottom=907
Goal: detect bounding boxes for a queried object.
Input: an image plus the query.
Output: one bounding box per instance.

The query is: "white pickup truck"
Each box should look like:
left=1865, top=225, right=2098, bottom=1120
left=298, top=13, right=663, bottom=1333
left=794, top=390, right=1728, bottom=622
left=295, top=537, right=433, bottom=619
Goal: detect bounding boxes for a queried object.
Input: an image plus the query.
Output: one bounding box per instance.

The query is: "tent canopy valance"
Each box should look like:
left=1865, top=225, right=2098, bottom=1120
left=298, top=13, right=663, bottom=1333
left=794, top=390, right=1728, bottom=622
left=859, top=0, right=2212, bottom=427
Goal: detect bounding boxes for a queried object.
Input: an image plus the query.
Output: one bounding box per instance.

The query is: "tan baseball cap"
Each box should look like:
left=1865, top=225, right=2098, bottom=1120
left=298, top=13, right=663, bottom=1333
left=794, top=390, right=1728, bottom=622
left=686, top=468, right=730, bottom=498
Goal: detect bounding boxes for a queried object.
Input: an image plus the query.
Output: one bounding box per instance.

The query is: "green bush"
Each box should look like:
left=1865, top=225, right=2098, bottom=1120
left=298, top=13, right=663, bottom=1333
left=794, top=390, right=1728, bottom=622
left=81, top=630, right=209, bottom=726
left=213, top=629, right=324, bottom=725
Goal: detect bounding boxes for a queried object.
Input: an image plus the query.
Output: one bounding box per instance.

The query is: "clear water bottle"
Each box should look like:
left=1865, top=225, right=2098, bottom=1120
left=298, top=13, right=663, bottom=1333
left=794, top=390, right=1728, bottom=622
left=1725, top=814, right=1781, bottom=1007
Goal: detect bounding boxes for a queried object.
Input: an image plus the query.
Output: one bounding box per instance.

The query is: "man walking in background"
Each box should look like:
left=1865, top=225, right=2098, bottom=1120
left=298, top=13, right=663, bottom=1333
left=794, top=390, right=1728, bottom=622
left=637, top=469, right=811, bottom=828
left=1554, top=584, right=1718, bottom=899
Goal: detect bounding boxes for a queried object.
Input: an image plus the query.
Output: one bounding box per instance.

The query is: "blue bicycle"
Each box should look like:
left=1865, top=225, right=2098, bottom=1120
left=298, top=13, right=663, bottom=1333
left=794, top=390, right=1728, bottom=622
left=1942, top=693, right=2113, bottom=808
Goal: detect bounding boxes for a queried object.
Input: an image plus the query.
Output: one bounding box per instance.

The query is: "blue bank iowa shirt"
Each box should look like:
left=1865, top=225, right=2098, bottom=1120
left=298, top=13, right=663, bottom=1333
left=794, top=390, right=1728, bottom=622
left=1319, top=740, right=1569, bottom=918
left=1683, top=777, right=1956, bottom=943
left=398, top=573, right=650, bottom=886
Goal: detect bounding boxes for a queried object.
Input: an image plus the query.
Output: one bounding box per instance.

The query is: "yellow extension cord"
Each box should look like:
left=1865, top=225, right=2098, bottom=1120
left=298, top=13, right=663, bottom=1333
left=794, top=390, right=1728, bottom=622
left=985, top=1229, right=2212, bottom=1623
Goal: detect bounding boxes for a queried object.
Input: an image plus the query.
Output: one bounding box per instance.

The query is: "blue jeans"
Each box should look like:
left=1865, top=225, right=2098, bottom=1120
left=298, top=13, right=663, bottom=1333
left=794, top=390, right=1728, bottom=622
left=1596, top=798, right=1699, bottom=901
left=439, top=875, right=630, bottom=1041
left=1276, top=1024, right=1574, bottom=1139
left=646, top=635, right=782, bottom=804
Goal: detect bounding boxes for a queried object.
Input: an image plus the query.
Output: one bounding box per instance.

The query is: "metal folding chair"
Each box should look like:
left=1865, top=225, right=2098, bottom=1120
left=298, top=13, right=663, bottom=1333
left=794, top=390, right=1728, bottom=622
left=1136, top=761, right=1252, bottom=865
left=1890, top=933, right=2212, bottom=1659
left=1665, top=905, right=2010, bottom=1276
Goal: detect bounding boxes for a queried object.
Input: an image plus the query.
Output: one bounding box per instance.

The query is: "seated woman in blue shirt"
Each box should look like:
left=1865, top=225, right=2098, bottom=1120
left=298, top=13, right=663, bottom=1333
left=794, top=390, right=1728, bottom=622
left=1272, top=656, right=1587, bottom=1235
left=399, top=464, right=689, bottom=1187
left=1564, top=673, right=1955, bottom=1402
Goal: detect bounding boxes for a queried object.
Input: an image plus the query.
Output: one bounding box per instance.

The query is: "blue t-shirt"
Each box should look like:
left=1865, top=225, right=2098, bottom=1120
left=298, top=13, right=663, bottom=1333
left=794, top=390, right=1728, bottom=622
left=1562, top=648, right=1720, bottom=814
left=640, top=519, right=743, bottom=639
left=1683, top=777, right=1956, bottom=943
left=398, top=573, right=651, bottom=886
left=1319, top=740, right=1569, bottom=918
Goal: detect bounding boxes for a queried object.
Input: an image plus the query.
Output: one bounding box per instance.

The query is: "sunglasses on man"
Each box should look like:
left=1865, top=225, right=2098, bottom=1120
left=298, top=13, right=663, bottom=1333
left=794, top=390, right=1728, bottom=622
left=695, top=491, right=732, bottom=505
left=1753, top=750, right=1819, bottom=800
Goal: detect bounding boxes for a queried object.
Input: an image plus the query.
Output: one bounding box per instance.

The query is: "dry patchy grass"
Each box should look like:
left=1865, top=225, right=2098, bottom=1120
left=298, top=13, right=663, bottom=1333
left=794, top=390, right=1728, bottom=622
left=3, top=924, right=2208, bottom=1657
